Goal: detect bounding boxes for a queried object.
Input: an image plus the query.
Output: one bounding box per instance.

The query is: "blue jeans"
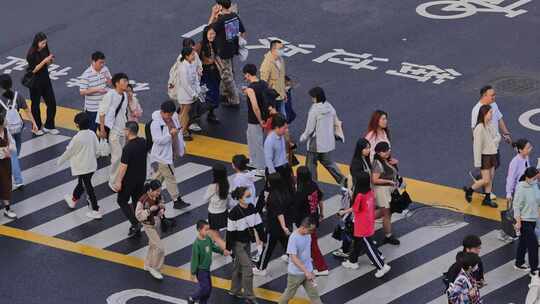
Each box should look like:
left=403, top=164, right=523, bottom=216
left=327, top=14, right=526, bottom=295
left=191, top=270, right=212, bottom=304
left=86, top=111, right=98, bottom=132
left=10, top=132, right=23, bottom=185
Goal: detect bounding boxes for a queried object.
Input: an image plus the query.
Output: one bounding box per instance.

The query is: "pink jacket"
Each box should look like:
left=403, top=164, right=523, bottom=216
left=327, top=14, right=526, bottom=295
left=352, top=191, right=376, bottom=237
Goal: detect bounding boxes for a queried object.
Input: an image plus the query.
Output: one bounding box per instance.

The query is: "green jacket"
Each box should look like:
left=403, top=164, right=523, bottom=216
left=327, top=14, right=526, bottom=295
left=513, top=181, right=540, bottom=222
left=190, top=236, right=223, bottom=274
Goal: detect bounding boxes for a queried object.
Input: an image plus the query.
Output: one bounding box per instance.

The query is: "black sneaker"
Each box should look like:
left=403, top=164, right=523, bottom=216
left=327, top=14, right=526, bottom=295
left=514, top=264, right=530, bottom=272
left=128, top=224, right=141, bottom=238
left=482, top=196, right=498, bottom=208
left=463, top=186, right=473, bottom=203
left=227, top=291, right=244, bottom=299
left=384, top=235, right=400, bottom=245
left=173, top=198, right=191, bottom=210
left=207, top=113, right=220, bottom=124
left=183, top=134, right=193, bottom=141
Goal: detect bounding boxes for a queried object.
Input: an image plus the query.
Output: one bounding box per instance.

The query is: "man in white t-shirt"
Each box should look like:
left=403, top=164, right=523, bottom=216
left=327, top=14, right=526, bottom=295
left=470, top=85, right=512, bottom=199
left=97, top=73, right=129, bottom=189
left=79, top=51, right=111, bottom=132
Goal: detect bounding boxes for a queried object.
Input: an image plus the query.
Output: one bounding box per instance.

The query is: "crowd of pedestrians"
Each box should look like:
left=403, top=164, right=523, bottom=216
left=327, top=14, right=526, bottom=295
left=1, top=0, right=539, bottom=303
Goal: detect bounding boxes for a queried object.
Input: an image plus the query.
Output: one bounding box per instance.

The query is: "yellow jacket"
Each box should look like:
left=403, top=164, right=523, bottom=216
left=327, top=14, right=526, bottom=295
left=259, top=51, right=286, bottom=100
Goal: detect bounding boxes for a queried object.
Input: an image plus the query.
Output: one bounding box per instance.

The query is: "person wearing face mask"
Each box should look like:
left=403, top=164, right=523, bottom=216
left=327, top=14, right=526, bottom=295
left=176, top=47, right=202, bottom=141
left=513, top=167, right=540, bottom=275
left=260, top=40, right=287, bottom=118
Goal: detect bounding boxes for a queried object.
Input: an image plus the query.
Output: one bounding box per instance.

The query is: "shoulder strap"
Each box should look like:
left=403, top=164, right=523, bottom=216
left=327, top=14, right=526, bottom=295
left=0, top=98, right=8, bottom=111
left=11, top=92, right=18, bottom=110
left=114, top=93, right=126, bottom=119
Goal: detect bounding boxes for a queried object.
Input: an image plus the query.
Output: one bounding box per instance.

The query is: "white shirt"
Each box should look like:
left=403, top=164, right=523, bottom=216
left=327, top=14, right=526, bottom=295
left=79, top=65, right=111, bottom=112
left=204, top=183, right=229, bottom=214
left=57, top=130, right=99, bottom=176
left=97, top=90, right=128, bottom=136
left=149, top=110, right=185, bottom=165
left=471, top=101, right=503, bottom=135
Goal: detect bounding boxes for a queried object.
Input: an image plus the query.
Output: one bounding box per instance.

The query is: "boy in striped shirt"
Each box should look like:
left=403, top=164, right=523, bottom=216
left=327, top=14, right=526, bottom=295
left=79, top=51, right=111, bottom=132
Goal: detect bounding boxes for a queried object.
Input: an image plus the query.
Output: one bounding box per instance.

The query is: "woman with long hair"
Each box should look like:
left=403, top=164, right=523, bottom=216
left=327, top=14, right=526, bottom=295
left=176, top=47, right=201, bottom=141
left=463, top=104, right=500, bottom=208
left=294, top=166, right=329, bottom=276
left=135, top=179, right=166, bottom=280
left=350, top=138, right=372, bottom=187
left=372, top=142, right=400, bottom=245
left=199, top=25, right=221, bottom=123
left=0, top=114, right=17, bottom=219
left=254, top=172, right=293, bottom=276
left=204, top=163, right=230, bottom=249
left=365, top=110, right=399, bottom=166
left=26, top=32, right=58, bottom=135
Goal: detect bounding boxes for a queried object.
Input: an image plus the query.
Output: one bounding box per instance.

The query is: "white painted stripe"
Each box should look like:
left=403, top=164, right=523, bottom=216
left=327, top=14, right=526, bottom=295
left=74, top=163, right=211, bottom=248
left=129, top=175, right=260, bottom=258
left=427, top=256, right=527, bottom=304
left=0, top=166, right=110, bottom=225
left=31, top=163, right=210, bottom=237
left=22, top=157, right=70, bottom=185
left=300, top=221, right=470, bottom=298
left=345, top=230, right=505, bottom=304
left=19, top=134, right=70, bottom=158
left=181, top=24, right=207, bottom=38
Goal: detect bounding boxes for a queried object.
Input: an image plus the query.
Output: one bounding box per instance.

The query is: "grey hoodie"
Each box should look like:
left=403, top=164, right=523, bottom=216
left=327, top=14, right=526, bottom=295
left=300, top=101, right=338, bottom=153
left=513, top=181, right=540, bottom=222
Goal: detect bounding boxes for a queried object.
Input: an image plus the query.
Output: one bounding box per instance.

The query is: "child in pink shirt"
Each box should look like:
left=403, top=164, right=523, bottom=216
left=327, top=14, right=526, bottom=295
left=339, top=171, right=391, bottom=278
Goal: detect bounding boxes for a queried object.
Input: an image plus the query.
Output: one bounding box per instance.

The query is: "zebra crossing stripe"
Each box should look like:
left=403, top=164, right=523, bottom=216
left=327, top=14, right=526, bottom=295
left=0, top=166, right=111, bottom=225
left=19, top=134, right=70, bottom=158
left=345, top=230, right=504, bottom=303
left=30, top=163, right=210, bottom=237
left=77, top=163, right=212, bottom=248
left=22, top=156, right=70, bottom=185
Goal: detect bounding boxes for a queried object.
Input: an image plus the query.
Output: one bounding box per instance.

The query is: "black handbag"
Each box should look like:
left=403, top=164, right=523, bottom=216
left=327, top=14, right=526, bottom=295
left=390, top=189, right=412, bottom=214
left=160, top=216, right=177, bottom=233
left=500, top=199, right=517, bottom=238
left=21, top=68, right=35, bottom=89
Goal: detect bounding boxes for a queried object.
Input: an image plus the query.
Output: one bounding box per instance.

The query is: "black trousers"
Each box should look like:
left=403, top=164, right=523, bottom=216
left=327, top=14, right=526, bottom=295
left=117, top=182, right=144, bottom=226
left=266, top=164, right=294, bottom=194
left=516, top=221, right=538, bottom=272
left=349, top=236, right=385, bottom=270
left=29, top=80, right=56, bottom=129
left=258, top=230, right=289, bottom=270
left=73, top=172, right=99, bottom=211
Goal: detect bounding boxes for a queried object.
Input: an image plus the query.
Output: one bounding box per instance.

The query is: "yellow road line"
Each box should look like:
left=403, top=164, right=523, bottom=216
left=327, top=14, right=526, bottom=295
left=45, top=103, right=506, bottom=222
left=0, top=225, right=307, bottom=303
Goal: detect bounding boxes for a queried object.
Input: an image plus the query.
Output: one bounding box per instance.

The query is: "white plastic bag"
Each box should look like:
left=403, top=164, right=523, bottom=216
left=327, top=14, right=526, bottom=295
left=238, top=36, right=249, bottom=62
left=97, top=138, right=110, bottom=158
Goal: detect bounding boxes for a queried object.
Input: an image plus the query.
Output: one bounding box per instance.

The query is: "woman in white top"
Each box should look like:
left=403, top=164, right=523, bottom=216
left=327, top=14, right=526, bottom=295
left=464, top=104, right=500, bottom=208
left=205, top=163, right=230, bottom=249
left=176, top=47, right=201, bottom=141
left=57, top=112, right=101, bottom=219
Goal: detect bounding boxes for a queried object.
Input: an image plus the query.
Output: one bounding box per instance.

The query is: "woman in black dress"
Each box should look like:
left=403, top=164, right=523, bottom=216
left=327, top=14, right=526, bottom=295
left=26, top=32, right=58, bottom=135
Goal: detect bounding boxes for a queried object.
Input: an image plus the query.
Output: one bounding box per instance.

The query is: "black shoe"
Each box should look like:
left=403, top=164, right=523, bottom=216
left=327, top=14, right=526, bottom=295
left=207, top=112, right=220, bottom=124
left=183, top=134, right=193, bottom=141
left=463, top=186, right=473, bottom=203
left=173, top=198, right=191, bottom=209
left=482, top=195, right=498, bottom=208
left=384, top=235, right=400, bottom=245
left=187, top=297, right=195, bottom=304
left=227, top=291, right=244, bottom=299
left=128, top=224, right=141, bottom=238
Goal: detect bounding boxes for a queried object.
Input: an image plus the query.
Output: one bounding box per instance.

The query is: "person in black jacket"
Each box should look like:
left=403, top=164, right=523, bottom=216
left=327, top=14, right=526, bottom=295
left=254, top=173, right=293, bottom=276
left=350, top=138, right=372, bottom=187
left=294, top=166, right=329, bottom=276
left=26, top=32, right=59, bottom=135
left=226, top=186, right=265, bottom=304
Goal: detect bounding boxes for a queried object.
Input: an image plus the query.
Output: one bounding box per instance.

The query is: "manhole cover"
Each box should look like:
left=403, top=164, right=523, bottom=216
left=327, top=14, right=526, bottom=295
left=491, top=76, right=540, bottom=96
left=406, top=205, right=464, bottom=228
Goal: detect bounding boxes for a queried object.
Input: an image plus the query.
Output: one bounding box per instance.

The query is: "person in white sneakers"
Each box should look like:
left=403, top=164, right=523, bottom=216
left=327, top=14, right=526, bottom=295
left=0, top=114, right=17, bottom=219
left=57, top=112, right=101, bottom=219
left=339, top=171, right=391, bottom=278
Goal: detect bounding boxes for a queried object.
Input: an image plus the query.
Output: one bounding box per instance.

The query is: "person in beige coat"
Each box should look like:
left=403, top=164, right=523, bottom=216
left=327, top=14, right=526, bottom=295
left=135, top=179, right=166, bottom=280
left=464, top=104, right=501, bottom=208
left=260, top=40, right=287, bottom=115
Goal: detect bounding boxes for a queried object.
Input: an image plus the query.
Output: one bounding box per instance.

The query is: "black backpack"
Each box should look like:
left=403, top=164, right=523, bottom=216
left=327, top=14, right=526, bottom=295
left=144, top=120, right=164, bottom=153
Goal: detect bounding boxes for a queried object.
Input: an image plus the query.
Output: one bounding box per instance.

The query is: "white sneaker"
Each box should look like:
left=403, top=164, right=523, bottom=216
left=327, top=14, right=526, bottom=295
left=490, top=193, right=497, bottom=200
left=375, top=264, right=391, bottom=278
left=33, top=129, right=44, bottom=136
left=4, top=209, right=17, bottom=219
left=12, top=183, right=24, bottom=191
left=86, top=210, right=103, bottom=220
left=64, top=194, right=77, bottom=209
left=332, top=249, right=349, bottom=258
left=147, top=267, right=163, bottom=280
left=188, top=123, right=202, bottom=132
left=252, top=267, right=267, bottom=276
left=280, top=254, right=289, bottom=262
left=253, top=169, right=266, bottom=177
left=314, top=269, right=329, bottom=276
left=43, top=128, right=60, bottom=135
left=342, top=260, right=359, bottom=270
